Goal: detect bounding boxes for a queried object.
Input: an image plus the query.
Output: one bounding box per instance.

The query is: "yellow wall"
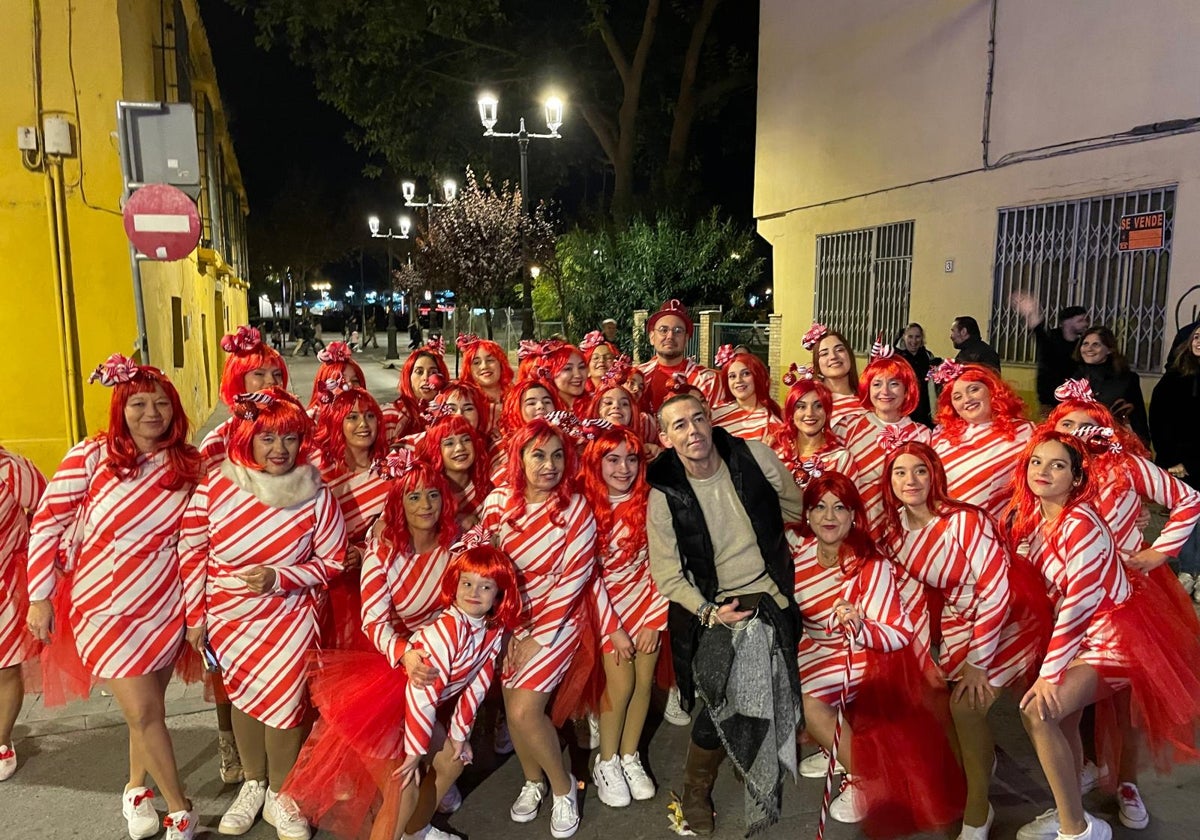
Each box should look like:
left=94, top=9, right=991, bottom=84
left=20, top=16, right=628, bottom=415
left=0, top=0, right=249, bottom=474
left=756, top=0, right=1200, bottom=409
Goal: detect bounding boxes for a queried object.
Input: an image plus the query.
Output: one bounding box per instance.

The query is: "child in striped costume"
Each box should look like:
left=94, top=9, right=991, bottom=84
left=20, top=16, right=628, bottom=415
left=585, top=357, right=661, bottom=459
left=580, top=330, right=619, bottom=396
left=27, top=356, right=203, bottom=840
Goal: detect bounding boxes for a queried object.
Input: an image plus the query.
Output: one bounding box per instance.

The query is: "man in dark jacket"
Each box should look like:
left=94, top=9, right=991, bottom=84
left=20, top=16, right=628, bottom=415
left=1012, top=293, right=1090, bottom=413
left=950, top=316, right=1002, bottom=372
left=647, top=393, right=803, bottom=835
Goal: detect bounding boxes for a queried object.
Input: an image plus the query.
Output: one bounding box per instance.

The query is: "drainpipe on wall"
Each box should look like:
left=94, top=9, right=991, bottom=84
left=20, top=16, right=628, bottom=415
left=981, top=0, right=998, bottom=168
left=45, top=154, right=86, bottom=443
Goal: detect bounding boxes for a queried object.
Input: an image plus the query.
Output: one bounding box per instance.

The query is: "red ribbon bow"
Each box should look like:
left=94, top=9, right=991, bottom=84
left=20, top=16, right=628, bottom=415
left=132, top=788, right=156, bottom=808
left=316, top=376, right=352, bottom=405
left=802, top=322, right=829, bottom=351
left=450, top=524, right=492, bottom=553
left=517, top=339, right=545, bottom=360
left=579, top=330, right=605, bottom=353
left=714, top=344, right=736, bottom=369
left=371, top=448, right=421, bottom=480
left=220, top=326, right=262, bottom=354
left=317, top=341, right=353, bottom=364
left=782, top=362, right=815, bottom=387
left=1054, top=378, right=1096, bottom=403
left=87, top=353, right=142, bottom=387
left=232, top=391, right=275, bottom=421
left=599, top=355, right=633, bottom=390
left=456, top=333, right=482, bottom=351
left=926, top=359, right=965, bottom=386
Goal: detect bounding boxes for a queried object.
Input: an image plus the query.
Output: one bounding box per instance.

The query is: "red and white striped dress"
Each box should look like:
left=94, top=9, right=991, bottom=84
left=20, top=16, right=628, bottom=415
left=402, top=605, right=503, bottom=758
left=26, top=439, right=192, bottom=677
left=0, top=449, right=47, bottom=668
left=932, top=420, right=1034, bottom=518
left=381, top=400, right=421, bottom=445
left=179, top=465, right=347, bottom=727
left=842, top=414, right=932, bottom=536
left=776, top=441, right=859, bottom=488
left=1093, top=454, right=1200, bottom=561
left=828, top=392, right=866, bottom=438
left=199, top=417, right=235, bottom=473
left=1025, top=504, right=1131, bottom=685
left=592, top=494, right=668, bottom=654
left=320, top=465, right=389, bottom=647
left=359, top=538, right=454, bottom=666
left=479, top=489, right=597, bottom=692
left=790, top=532, right=914, bottom=705
left=453, top=479, right=489, bottom=524
left=711, top=403, right=789, bottom=446
left=892, top=508, right=1029, bottom=686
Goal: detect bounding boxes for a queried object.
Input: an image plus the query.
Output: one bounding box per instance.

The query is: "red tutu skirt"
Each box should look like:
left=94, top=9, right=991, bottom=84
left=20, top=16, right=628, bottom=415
left=38, top=573, right=94, bottom=707
left=282, top=649, right=408, bottom=839
left=1147, top=563, right=1200, bottom=634
left=851, top=646, right=966, bottom=838
left=1004, top=553, right=1056, bottom=690
left=549, top=598, right=605, bottom=726
left=320, top=570, right=373, bottom=652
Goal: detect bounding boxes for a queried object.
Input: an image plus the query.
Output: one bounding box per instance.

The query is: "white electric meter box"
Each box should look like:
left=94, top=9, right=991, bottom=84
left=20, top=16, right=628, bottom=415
left=119, top=103, right=201, bottom=200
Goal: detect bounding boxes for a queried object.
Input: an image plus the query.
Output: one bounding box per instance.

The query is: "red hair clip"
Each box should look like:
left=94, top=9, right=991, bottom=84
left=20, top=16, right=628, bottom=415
left=781, top=362, right=815, bottom=387
left=1054, top=378, right=1096, bottom=404
left=1072, top=424, right=1122, bottom=454
left=599, top=355, right=632, bottom=389
left=926, top=359, right=965, bottom=386
left=424, top=336, right=446, bottom=357
left=88, top=353, right=143, bottom=387
left=801, top=322, right=829, bottom=351
left=714, top=344, right=736, bottom=369
left=220, top=326, right=263, bottom=354
left=317, top=341, right=353, bottom=364
left=316, top=376, right=352, bottom=405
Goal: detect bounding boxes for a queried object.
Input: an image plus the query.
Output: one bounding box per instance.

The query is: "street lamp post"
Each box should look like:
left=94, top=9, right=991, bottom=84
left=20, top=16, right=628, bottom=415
left=368, top=214, right=412, bottom=359
left=477, top=93, right=563, bottom=340
left=401, top=178, right=458, bottom=342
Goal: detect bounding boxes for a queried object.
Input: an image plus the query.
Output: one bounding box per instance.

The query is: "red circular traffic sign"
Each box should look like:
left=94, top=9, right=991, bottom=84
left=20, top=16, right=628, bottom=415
left=122, top=184, right=202, bottom=261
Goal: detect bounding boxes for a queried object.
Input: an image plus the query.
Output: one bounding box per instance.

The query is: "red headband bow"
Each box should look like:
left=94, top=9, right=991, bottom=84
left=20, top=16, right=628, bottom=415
left=802, top=322, right=829, bottom=352
left=926, top=359, right=966, bottom=386
left=456, top=333, right=482, bottom=351
left=599, top=355, right=633, bottom=390
left=714, top=344, right=736, bottom=369
left=517, top=339, right=545, bottom=361
left=579, top=331, right=605, bottom=353
left=317, top=341, right=353, bottom=364
left=316, top=376, right=352, bottom=405
left=1054, top=378, right=1096, bottom=404
left=232, top=391, right=275, bottom=421
left=782, top=362, right=815, bottom=387
left=221, top=326, right=263, bottom=354
left=424, top=336, right=446, bottom=357
left=88, top=353, right=143, bottom=387
left=371, top=448, right=421, bottom=481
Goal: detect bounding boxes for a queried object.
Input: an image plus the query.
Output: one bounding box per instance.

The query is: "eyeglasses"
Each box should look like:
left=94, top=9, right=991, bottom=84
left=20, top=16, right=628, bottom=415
left=654, top=325, right=687, bottom=336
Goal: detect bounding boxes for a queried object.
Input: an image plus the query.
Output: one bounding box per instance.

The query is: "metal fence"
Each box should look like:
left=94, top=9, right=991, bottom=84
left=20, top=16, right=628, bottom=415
left=710, top=322, right=770, bottom=368
left=988, top=186, right=1175, bottom=373
left=814, top=221, right=914, bottom=352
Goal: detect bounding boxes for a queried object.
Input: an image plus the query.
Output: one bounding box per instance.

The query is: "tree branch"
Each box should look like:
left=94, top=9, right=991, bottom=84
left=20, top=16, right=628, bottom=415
left=592, top=8, right=631, bottom=86
left=578, top=101, right=619, bottom=166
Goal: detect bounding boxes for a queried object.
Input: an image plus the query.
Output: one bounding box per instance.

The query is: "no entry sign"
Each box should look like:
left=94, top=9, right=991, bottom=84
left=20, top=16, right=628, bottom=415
left=122, top=184, right=202, bottom=260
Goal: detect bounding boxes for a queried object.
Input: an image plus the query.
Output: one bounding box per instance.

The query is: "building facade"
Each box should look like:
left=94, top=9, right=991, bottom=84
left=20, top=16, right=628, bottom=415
left=756, top=0, right=1200, bottom=405
left=1, top=0, right=249, bottom=473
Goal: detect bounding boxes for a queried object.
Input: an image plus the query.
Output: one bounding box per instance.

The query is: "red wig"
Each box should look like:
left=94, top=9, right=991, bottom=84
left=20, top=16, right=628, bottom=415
left=543, top=343, right=586, bottom=401
left=417, top=414, right=492, bottom=493
left=778, top=378, right=842, bottom=463
left=225, top=387, right=316, bottom=471
left=1043, top=398, right=1147, bottom=497
left=500, top=377, right=565, bottom=435
left=879, top=442, right=986, bottom=553
left=797, top=471, right=883, bottom=575
left=934, top=364, right=1028, bottom=445
left=438, top=545, right=524, bottom=631
left=377, top=462, right=458, bottom=554
left=717, top=350, right=783, bottom=417
left=102, top=369, right=201, bottom=491
left=399, top=349, right=450, bottom=404
left=858, top=356, right=920, bottom=417
left=585, top=384, right=644, bottom=432
left=813, top=330, right=859, bottom=392
left=501, top=419, right=577, bottom=528
left=308, top=359, right=366, bottom=408
left=219, top=330, right=289, bottom=408
left=580, top=426, right=648, bottom=554
left=460, top=338, right=515, bottom=393
left=432, top=380, right=490, bottom=434
left=1002, top=429, right=1099, bottom=548
left=313, top=388, right=388, bottom=476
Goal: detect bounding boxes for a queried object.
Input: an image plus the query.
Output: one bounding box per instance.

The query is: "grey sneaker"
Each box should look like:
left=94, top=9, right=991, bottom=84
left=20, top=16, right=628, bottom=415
left=509, top=779, right=547, bottom=823
left=550, top=777, right=581, bottom=839
left=1178, top=572, right=1196, bottom=596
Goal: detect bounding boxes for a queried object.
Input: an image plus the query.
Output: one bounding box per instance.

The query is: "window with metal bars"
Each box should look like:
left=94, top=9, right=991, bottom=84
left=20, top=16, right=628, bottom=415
left=988, top=186, right=1175, bottom=373
left=813, top=221, right=914, bottom=353
left=193, top=91, right=214, bottom=247
left=153, top=1, right=192, bottom=103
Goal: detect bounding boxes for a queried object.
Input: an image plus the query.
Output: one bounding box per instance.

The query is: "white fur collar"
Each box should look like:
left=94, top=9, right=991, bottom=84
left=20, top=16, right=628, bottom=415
left=220, top=460, right=322, bottom=509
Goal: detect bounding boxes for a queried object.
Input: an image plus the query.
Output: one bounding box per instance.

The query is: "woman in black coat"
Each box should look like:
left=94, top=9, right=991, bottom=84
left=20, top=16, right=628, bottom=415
left=894, top=322, right=940, bottom=427
left=1072, top=326, right=1150, bottom=445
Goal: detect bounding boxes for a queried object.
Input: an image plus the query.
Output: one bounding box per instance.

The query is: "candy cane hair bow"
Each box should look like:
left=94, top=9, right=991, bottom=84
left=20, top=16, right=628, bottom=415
left=232, top=391, right=275, bottom=421
left=545, top=411, right=613, bottom=442
left=423, top=336, right=446, bottom=357
left=455, top=333, right=482, bottom=351
left=801, top=322, right=829, bottom=352
left=450, top=524, right=493, bottom=553
left=421, top=401, right=456, bottom=425
left=782, top=362, right=815, bottom=387
left=869, top=331, right=894, bottom=362
left=370, top=448, right=421, bottom=481
left=713, top=344, right=736, bottom=369
left=599, top=355, right=633, bottom=389
left=876, top=423, right=915, bottom=454
left=1054, top=378, right=1096, bottom=404
left=88, top=353, right=144, bottom=386
left=926, top=359, right=965, bottom=386
left=317, top=341, right=354, bottom=364
left=316, top=376, right=352, bottom=405
left=1072, top=424, right=1122, bottom=454
left=220, top=325, right=262, bottom=354
left=579, top=331, right=605, bottom=353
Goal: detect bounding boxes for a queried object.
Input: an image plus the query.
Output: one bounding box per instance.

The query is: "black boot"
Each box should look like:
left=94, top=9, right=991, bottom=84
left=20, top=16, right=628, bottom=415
left=681, top=742, right=725, bottom=835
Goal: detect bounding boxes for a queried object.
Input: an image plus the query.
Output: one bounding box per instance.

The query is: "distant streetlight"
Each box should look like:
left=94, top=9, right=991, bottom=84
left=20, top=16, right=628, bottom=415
left=367, top=214, right=412, bottom=359
left=529, top=265, right=541, bottom=279
left=477, top=92, right=564, bottom=339
left=401, top=178, right=458, bottom=337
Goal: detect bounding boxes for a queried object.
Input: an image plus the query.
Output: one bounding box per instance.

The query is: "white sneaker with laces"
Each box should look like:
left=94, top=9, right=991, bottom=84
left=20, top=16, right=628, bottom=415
left=1079, top=760, right=1106, bottom=795
left=0, top=744, right=17, bottom=782
left=957, top=804, right=994, bottom=840
left=1117, top=783, right=1149, bottom=829
left=123, top=786, right=161, bottom=840
left=592, top=754, right=631, bottom=807
left=828, top=776, right=866, bottom=823
left=219, top=779, right=267, bottom=836
left=164, top=808, right=198, bottom=840
left=663, top=686, right=691, bottom=727
left=1178, top=572, right=1197, bottom=596
left=423, top=827, right=462, bottom=840
left=586, top=714, right=601, bottom=750
left=1056, top=813, right=1112, bottom=840
left=437, top=783, right=462, bottom=814
left=493, top=719, right=515, bottom=755
left=800, top=747, right=846, bottom=778
left=550, top=777, right=581, bottom=839
left=1017, top=808, right=1061, bottom=840
left=621, top=752, right=656, bottom=800
left=509, top=779, right=547, bottom=823
left=264, top=788, right=311, bottom=840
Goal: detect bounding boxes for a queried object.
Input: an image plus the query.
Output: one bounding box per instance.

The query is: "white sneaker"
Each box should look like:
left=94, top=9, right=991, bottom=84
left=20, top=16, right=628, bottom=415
left=493, top=718, right=515, bottom=755
left=829, top=776, right=866, bottom=823
left=663, top=686, right=691, bottom=726
left=422, top=828, right=462, bottom=840
left=586, top=714, right=601, bottom=750
left=0, top=744, right=16, bottom=782
left=264, top=788, right=311, bottom=840
left=1117, top=783, right=1149, bottom=829
left=1056, top=813, right=1112, bottom=840
left=437, top=783, right=463, bottom=814
left=1178, top=572, right=1197, bottom=596
left=621, top=752, right=656, bottom=800
left=219, top=779, right=267, bottom=835
left=509, top=779, right=547, bottom=823
left=164, top=808, right=198, bottom=840
left=123, top=786, right=161, bottom=840
left=592, top=754, right=631, bottom=807
left=800, top=747, right=846, bottom=778
left=1079, top=760, right=1107, bottom=795
left=550, top=777, right=581, bottom=839
left=1017, top=808, right=1061, bottom=840
left=957, top=804, right=995, bottom=840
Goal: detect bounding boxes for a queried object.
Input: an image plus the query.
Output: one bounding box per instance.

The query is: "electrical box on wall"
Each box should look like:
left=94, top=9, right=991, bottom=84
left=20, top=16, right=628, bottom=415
left=17, top=126, right=38, bottom=151
left=43, top=116, right=72, bottom=155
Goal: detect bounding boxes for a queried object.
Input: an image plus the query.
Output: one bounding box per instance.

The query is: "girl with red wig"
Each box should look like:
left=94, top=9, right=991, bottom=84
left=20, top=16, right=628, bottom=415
left=880, top=442, right=1040, bottom=840
left=930, top=361, right=1034, bottom=519
left=285, top=535, right=521, bottom=840
left=457, top=333, right=515, bottom=428
left=417, top=415, right=492, bottom=528
left=307, top=341, right=365, bottom=415
left=478, top=419, right=598, bottom=837
left=0, top=443, right=46, bottom=782
left=431, top=380, right=490, bottom=436
left=178, top=387, right=346, bottom=840
left=312, top=383, right=390, bottom=650
left=788, top=472, right=962, bottom=832
left=1004, top=429, right=1200, bottom=840
left=806, top=323, right=865, bottom=434
left=586, top=358, right=661, bottom=458
left=27, top=354, right=203, bottom=839
left=773, top=368, right=859, bottom=487
left=580, top=427, right=667, bottom=808
left=494, top=378, right=565, bottom=486
left=543, top=341, right=589, bottom=413
left=580, top=330, right=619, bottom=394
left=841, top=349, right=932, bottom=536
left=710, top=346, right=788, bottom=444
left=200, top=325, right=290, bottom=473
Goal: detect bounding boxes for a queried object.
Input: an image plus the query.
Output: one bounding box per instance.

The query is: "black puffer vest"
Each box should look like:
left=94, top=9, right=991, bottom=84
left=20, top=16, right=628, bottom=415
left=646, top=427, right=799, bottom=708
